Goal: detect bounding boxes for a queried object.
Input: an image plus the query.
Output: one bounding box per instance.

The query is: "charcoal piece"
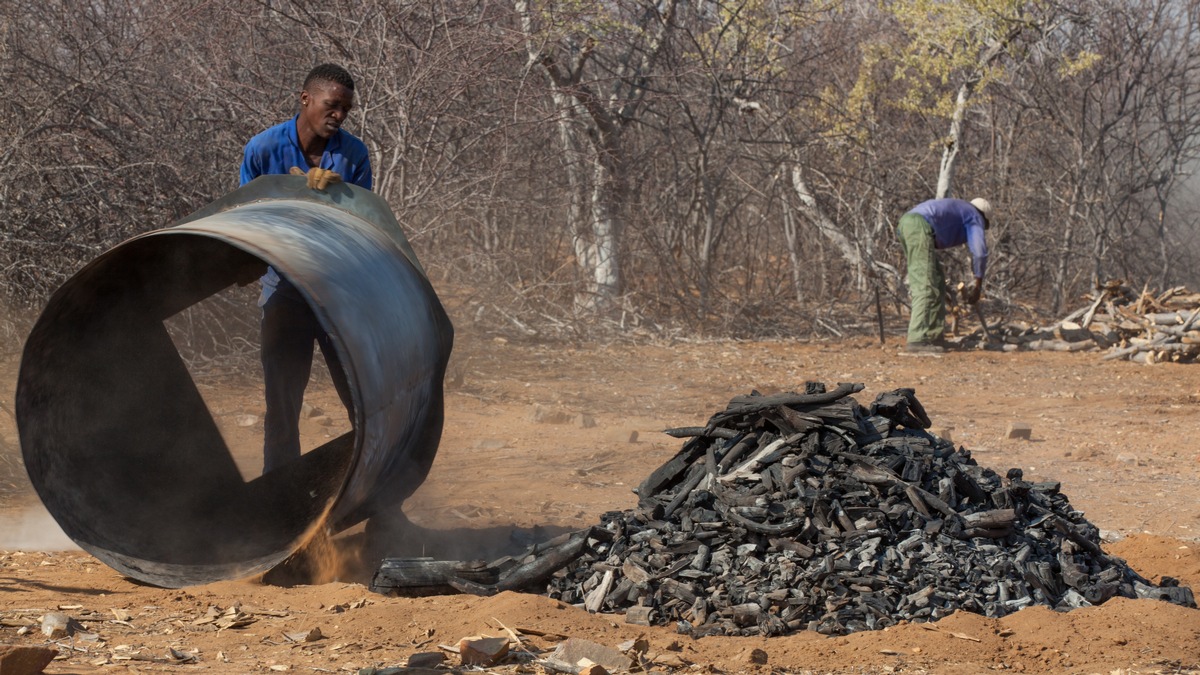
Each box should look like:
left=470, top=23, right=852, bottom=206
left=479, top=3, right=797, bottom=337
left=659, top=578, right=699, bottom=604
left=717, top=383, right=865, bottom=420
left=869, top=389, right=931, bottom=429
left=717, top=434, right=760, bottom=472
left=952, top=469, right=987, bottom=504
left=1134, top=581, right=1196, bottom=606
left=626, top=605, right=656, bottom=625
left=858, top=415, right=892, bottom=445
left=663, top=426, right=740, bottom=440
left=637, top=437, right=708, bottom=499
left=606, top=576, right=636, bottom=606
left=772, top=406, right=822, bottom=434
left=663, top=465, right=708, bottom=518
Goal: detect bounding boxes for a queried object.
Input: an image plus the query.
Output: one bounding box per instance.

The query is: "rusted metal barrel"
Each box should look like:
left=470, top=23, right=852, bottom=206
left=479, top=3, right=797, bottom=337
left=15, top=176, right=453, bottom=587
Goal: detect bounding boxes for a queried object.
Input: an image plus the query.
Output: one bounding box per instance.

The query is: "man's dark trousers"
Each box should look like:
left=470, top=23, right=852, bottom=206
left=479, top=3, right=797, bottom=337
left=261, top=292, right=354, bottom=473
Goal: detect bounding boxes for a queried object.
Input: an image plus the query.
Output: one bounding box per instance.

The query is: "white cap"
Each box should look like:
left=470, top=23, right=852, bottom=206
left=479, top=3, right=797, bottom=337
left=970, top=198, right=994, bottom=223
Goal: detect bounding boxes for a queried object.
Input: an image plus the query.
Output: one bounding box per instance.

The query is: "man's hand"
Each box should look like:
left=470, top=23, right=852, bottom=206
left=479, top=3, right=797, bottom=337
left=967, top=278, right=983, bottom=305
left=289, top=166, right=343, bottom=190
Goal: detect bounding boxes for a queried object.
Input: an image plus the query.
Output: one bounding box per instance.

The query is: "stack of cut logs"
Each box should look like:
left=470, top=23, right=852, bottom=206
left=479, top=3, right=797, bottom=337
left=952, top=281, right=1200, bottom=363
left=541, top=383, right=1195, bottom=636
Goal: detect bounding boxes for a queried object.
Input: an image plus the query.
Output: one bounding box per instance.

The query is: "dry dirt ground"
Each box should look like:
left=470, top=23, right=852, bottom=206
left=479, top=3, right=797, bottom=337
left=0, top=328, right=1199, bottom=674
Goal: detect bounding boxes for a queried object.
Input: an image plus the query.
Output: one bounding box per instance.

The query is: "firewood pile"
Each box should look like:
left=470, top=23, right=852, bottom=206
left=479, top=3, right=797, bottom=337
left=540, top=383, right=1195, bottom=636
left=951, top=281, right=1200, bottom=364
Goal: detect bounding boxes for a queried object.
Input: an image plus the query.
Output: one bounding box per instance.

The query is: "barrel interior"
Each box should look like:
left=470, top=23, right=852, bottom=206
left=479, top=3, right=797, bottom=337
left=17, top=234, right=354, bottom=586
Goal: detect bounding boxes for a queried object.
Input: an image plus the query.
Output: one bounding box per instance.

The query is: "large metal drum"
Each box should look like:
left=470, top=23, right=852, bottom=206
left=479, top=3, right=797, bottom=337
left=15, top=176, right=453, bottom=587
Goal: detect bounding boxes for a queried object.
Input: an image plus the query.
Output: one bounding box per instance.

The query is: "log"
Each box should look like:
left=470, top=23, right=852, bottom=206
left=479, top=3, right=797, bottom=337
left=625, top=606, right=656, bottom=626
left=370, top=558, right=498, bottom=595
left=1079, top=292, right=1108, bottom=329
left=1024, top=339, right=1094, bottom=352
left=493, top=528, right=592, bottom=592
left=962, top=509, right=1016, bottom=530
left=585, top=570, right=614, bottom=612
left=1144, top=310, right=1192, bottom=325
left=1053, top=321, right=1094, bottom=342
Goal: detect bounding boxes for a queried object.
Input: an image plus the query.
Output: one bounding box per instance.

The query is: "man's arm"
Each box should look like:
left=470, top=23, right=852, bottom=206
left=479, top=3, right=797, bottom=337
left=354, top=160, right=373, bottom=191
left=339, top=134, right=373, bottom=190
left=239, top=143, right=261, bottom=187
left=965, top=214, right=988, bottom=304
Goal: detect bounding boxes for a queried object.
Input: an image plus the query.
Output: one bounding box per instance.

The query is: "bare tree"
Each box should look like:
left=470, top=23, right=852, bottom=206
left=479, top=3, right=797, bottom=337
left=515, top=0, right=679, bottom=312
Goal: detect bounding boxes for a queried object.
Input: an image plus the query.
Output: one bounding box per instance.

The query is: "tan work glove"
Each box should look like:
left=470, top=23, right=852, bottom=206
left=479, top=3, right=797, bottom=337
left=289, top=166, right=342, bottom=190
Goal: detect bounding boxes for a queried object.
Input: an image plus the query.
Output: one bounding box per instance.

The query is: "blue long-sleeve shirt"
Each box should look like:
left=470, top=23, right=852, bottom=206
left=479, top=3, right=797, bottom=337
left=240, top=116, right=373, bottom=304
left=908, top=198, right=989, bottom=279
left=240, top=115, right=372, bottom=189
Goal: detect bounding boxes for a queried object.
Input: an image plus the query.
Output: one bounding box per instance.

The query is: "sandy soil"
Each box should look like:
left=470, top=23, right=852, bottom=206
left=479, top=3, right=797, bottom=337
left=1, top=329, right=1198, bottom=674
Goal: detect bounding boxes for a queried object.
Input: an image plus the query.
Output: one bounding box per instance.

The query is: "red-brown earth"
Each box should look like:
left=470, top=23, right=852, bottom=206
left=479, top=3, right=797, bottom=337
left=0, top=326, right=1198, bottom=674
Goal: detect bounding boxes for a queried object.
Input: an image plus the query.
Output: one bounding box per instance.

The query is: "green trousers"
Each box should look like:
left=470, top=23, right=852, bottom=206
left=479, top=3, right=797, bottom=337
left=897, top=212, right=945, bottom=344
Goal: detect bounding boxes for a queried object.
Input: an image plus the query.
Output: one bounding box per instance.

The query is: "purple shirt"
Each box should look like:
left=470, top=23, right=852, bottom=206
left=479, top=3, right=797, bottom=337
left=908, top=198, right=989, bottom=279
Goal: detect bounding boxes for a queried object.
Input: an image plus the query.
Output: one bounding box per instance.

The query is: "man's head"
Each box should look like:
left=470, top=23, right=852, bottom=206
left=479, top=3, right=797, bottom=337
left=300, top=64, right=356, bottom=140
left=970, top=197, right=993, bottom=229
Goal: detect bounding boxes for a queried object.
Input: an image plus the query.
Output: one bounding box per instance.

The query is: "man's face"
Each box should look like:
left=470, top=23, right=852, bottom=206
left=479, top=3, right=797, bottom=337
left=300, top=80, right=355, bottom=140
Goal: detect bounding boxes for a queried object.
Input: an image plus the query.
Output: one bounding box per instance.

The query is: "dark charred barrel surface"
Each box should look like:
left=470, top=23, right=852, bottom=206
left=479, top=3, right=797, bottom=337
left=15, top=176, right=453, bottom=588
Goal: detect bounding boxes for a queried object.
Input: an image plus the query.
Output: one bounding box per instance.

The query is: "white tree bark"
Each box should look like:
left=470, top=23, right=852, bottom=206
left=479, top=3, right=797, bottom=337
left=588, top=151, right=621, bottom=303
left=936, top=82, right=972, bottom=199
left=934, top=31, right=1019, bottom=199
left=781, top=190, right=804, bottom=303
left=790, top=162, right=899, bottom=287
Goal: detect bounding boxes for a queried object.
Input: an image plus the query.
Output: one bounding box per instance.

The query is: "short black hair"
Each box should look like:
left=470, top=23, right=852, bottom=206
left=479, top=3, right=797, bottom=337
left=303, top=63, right=355, bottom=92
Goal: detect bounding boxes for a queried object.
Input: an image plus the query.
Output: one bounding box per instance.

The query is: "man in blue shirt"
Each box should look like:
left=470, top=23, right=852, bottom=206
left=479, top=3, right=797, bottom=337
left=240, top=63, right=372, bottom=473
left=896, top=197, right=993, bottom=353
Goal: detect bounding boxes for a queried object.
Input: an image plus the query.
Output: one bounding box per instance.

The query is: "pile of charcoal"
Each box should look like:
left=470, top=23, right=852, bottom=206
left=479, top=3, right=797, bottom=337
left=544, top=383, right=1195, bottom=636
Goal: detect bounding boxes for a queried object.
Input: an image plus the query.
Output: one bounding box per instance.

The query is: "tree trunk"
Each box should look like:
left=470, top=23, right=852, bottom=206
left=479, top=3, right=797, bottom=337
left=791, top=163, right=863, bottom=283
left=552, top=91, right=595, bottom=304
left=936, top=82, right=972, bottom=199
left=791, top=162, right=898, bottom=289
left=1053, top=179, right=1081, bottom=315
left=585, top=146, right=622, bottom=309
left=781, top=193, right=804, bottom=303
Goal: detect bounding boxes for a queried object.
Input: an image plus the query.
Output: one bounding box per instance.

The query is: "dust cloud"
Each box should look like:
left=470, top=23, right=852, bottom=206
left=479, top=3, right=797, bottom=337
left=0, top=504, right=78, bottom=551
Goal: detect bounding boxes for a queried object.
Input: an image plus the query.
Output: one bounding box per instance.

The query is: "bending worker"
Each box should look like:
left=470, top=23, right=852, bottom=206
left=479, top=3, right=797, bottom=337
left=239, top=63, right=372, bottom=472
left=896, top=197, right=993, bottom=353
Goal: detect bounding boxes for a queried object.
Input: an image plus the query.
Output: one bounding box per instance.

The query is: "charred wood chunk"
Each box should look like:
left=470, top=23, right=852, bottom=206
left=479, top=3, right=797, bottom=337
left=1134, top=581, right=1196, bottom=607
left=859, top=415, right=892, bottom=445
left=659, top=578, right=699, bottom=605
left=371, top=558, right=498, bottom=596
left=869, top=389, right=932, bottom=430
left=950, top=468, right=988, bottom=504
left=637, top=437, right=709, bottom=498
left=772, top=406, right=822, bottom=434
left=962, top=509, right=1016, bottom=530
left=663, top=426, right=740, bottom=440
left=625, top=605, right=656, bottom=626
left=716, top=434, right=760, bottom=472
